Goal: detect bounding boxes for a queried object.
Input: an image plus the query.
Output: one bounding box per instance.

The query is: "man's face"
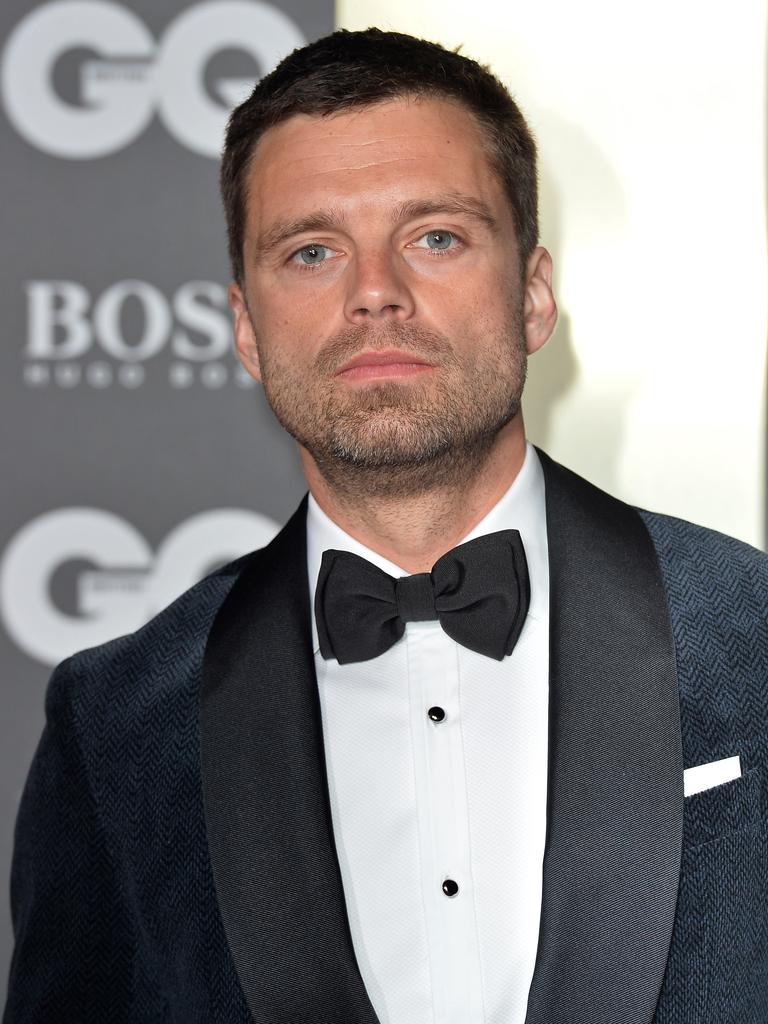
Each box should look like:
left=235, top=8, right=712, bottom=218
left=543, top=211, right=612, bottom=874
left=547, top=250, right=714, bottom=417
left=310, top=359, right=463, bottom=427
left=230, top=95, right=554, bottom=492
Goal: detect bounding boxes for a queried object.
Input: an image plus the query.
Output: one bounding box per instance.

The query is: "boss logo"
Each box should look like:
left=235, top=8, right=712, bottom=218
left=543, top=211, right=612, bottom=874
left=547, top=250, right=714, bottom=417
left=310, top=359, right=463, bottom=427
left=23, top=279, right=256, bottom=389
left=0, top=508, right=279, bottom=665
left=1, top=0, right=305, bottom=158
left=28, top=280, right=231, bottom=362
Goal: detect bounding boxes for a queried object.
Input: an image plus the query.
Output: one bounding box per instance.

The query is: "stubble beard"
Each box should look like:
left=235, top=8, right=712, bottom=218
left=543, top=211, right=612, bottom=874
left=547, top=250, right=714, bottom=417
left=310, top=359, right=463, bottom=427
left=256, top=313, right=527, bottom=500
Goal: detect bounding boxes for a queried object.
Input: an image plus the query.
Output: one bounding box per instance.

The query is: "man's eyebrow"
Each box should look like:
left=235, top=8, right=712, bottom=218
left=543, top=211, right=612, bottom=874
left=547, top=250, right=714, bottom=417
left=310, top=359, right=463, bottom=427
left=253, top=193, right=499, bottom=263
left=393, top=194, right=500, bottom=233
left=254, top=210, right=346, bottom=263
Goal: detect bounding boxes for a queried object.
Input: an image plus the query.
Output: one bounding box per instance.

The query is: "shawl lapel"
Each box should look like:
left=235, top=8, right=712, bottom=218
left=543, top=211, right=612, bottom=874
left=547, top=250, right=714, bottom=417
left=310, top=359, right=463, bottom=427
left=200, top=450, right=684, bottom=1024
left=199, top=497, right=380, bottom=1024
left=525, top=451, right=684, bottom=1024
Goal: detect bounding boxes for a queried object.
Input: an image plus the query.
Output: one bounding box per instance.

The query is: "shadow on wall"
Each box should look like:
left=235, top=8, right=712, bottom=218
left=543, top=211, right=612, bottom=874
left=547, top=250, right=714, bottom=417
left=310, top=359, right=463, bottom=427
left=522, top=108, right=632, bottom=496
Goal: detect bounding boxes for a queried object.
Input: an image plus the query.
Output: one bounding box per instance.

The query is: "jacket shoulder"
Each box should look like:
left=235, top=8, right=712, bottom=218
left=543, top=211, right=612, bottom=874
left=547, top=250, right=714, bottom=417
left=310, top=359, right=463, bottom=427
left=638, top=508, right=768, bottom=640
left=638, top=508, right=768, bottom=592
left=46, top=551, right=257, bottom=752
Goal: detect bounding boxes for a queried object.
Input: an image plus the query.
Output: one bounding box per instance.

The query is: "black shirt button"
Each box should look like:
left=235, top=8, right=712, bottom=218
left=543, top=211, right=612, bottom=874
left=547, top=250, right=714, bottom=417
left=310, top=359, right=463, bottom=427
left=428, top=706, right=446, bottom=722
left=442, top=878, right=459, bottom=898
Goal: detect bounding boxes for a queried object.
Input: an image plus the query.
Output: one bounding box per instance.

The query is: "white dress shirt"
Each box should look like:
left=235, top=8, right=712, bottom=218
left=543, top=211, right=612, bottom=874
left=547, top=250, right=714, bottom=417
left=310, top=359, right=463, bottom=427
left=307, top=442, right=550, bottom=1024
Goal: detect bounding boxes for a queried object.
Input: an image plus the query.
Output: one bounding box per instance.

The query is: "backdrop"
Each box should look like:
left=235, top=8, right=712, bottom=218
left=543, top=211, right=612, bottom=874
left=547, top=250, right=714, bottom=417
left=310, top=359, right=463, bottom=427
left=1, top=0, right=766, bottom=1005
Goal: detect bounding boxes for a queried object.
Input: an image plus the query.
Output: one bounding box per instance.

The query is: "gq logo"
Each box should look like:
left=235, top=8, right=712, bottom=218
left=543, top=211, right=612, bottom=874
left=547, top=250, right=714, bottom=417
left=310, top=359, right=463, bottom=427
left=1, top=0, right=305, bottom=158
left=0, top=508, right=279, bottom=665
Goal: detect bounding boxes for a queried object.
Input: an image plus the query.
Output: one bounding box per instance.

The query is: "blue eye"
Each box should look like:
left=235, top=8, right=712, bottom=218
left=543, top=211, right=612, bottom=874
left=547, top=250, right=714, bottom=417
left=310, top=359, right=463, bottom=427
left=424, top=230, right=454, bottom=250
left=412, top=230, right=460, bottom=253
left=295, top=244, right=329, bottom=265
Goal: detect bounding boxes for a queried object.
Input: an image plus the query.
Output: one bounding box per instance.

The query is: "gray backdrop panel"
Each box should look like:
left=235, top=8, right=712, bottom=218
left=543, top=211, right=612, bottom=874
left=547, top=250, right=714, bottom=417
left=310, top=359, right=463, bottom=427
left=0, top=0, right=334, bottom=1004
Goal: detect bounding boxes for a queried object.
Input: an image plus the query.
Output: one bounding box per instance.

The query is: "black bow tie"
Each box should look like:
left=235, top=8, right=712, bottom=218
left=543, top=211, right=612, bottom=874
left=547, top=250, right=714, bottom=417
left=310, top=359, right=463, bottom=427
left=315, top=530, right=530, bottom=664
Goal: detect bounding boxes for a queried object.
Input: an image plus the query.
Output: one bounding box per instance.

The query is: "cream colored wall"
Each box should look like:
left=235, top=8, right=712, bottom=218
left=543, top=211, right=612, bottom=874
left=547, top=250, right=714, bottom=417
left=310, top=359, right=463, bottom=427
left=336, top=0, right=767, bottom=548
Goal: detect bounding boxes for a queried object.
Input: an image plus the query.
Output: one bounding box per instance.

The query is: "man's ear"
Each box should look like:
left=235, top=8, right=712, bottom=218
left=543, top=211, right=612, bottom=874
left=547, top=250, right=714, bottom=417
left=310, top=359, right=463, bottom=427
left=523, top=246, right=558, bottom=355
left=229, top=282, right=262, bottom=382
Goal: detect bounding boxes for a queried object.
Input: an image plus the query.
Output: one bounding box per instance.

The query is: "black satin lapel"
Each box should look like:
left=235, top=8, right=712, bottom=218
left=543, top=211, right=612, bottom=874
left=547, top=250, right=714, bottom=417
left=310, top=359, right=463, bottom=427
left=200, top=497, right=379, bottom=1024
left=525, top=451, right=683, bottom=1024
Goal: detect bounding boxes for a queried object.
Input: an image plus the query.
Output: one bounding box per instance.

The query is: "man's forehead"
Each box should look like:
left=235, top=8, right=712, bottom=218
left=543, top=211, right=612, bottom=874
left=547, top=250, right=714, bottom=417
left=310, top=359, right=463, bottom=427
left=253, top=94, right=485, bottom=159
left=244, top=96, right=505, bottom=228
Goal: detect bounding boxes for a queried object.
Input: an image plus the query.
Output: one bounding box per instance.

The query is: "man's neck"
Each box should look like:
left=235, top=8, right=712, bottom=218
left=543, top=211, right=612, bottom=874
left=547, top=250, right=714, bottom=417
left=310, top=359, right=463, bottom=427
left=300, top=419, right=528, bottom=574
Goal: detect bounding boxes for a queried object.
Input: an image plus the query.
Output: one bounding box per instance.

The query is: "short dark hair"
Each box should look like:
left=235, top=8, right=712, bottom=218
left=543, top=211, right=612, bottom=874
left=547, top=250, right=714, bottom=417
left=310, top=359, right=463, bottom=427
left=221, top=27, right=538, bottom=285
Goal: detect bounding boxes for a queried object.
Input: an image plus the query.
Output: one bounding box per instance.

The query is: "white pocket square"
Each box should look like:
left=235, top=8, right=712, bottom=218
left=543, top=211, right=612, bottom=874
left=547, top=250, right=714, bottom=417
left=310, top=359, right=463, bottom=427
left=683, top=755, right=741, bottom=797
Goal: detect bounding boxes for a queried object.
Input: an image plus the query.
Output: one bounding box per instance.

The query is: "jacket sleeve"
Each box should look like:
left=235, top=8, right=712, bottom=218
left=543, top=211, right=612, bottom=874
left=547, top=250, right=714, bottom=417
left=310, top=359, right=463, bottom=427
left=3, top=658, right=142, bottom=1022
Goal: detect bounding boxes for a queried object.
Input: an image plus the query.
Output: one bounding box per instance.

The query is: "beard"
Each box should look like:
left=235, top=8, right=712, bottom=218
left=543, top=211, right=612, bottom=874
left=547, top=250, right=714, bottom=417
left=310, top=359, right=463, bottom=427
left=255, top=308, right=527, bottom=498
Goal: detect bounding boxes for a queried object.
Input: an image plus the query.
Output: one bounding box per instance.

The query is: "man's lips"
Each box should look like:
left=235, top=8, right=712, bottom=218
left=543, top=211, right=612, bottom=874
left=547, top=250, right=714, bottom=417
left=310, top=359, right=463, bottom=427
left=334, top=348, right=435, bottom=381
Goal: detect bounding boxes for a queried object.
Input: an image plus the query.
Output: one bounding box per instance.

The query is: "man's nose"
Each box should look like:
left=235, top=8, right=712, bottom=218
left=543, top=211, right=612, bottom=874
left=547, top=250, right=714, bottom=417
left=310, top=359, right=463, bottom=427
left=344, top=250, right=416, bottom=323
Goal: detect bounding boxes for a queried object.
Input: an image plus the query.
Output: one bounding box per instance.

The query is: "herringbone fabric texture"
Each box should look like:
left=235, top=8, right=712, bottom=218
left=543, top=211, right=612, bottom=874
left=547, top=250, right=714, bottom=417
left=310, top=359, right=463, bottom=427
left=3, top=560, right=253, bottom=1023
left=640, top=511, right=768, bottom=1024
left=3, top=510, right=767, bottom=1022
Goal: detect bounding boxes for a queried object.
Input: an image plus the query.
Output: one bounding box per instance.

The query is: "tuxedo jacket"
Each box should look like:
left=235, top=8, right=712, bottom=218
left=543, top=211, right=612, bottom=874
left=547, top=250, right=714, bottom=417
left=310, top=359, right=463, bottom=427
left=4, top=451, right=768, bottom=1024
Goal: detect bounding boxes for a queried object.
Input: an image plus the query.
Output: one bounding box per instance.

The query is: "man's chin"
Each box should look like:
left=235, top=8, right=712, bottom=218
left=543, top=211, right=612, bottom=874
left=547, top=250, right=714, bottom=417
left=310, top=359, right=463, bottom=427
left=327, top=438, right=443, bottom=467
left=329, top=377, right=435, bottom=411
left=308, top=417, right=444, bottom=466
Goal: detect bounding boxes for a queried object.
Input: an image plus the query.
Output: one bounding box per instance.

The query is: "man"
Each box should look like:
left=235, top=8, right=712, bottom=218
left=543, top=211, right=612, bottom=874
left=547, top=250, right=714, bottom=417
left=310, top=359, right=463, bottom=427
left=3, top=27, right=767, bottom=1024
